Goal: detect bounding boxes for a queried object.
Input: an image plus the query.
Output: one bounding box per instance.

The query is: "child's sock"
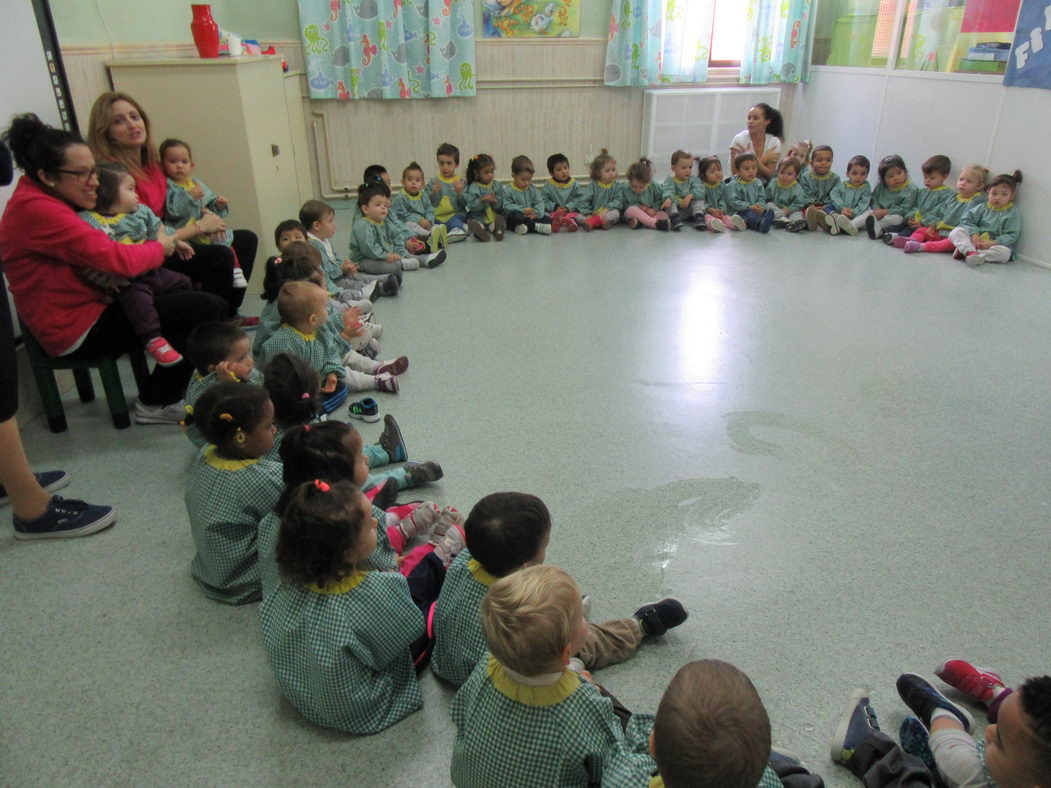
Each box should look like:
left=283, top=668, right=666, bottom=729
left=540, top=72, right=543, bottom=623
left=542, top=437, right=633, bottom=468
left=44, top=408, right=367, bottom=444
left=398, top=502, right=441, bottom=540
left=431, top=505, right=464, bottom=539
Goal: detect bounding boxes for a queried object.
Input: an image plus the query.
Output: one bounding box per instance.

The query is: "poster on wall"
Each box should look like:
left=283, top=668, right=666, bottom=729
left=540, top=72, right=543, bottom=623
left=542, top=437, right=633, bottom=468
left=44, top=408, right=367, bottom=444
left=1003, top=0, right=1051, bottom=89
left=482, top=0, right=579, bottom=37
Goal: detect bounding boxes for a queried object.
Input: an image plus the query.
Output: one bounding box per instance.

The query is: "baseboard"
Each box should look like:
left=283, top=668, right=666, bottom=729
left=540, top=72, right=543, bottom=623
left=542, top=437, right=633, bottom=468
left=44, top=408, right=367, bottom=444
left=1019, top=254, right=1051, bottom=270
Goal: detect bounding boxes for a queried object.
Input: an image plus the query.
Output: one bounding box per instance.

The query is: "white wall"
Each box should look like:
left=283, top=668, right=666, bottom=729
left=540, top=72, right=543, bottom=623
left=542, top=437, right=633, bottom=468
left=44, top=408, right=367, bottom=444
left=786, top=67, right=1051, bottom=268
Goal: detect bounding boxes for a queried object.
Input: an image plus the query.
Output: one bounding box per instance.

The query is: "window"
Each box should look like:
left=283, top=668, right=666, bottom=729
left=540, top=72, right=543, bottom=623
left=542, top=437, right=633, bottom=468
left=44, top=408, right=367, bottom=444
left=896, top=0, right=1019, bottom=74
left=709, top=0, right=745, bottom=67
left=811, top=0, right=1022, bottom=73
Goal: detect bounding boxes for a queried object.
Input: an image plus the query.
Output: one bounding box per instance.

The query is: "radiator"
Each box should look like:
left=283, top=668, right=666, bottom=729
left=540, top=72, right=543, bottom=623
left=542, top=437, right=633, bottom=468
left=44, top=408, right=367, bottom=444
left=642, top=87, right=782, bottom=167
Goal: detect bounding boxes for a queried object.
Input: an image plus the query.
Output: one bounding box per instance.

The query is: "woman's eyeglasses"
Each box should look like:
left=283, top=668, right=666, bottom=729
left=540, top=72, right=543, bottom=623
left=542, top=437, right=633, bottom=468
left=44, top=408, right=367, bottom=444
left=55, top=168, right=99, bottom=182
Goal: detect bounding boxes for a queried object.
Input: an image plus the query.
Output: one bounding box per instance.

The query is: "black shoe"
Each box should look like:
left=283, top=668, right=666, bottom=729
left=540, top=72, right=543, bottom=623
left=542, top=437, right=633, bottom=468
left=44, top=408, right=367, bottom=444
left=882, top=232, right=897, bottom=245
left=369, top=477, right=399, bottom=510
left=633, top=597, right=687, bottom=636
left=896, top=673, right=975, bottom=732
left=655, top=218, right=670, bottom=231
left=785, top=219, right=807, bottom=233
left=378, top=415, right=407, bottom=462
left=865, top=215, right=878, bottom=239
left=670, top=216, right=684, bottom=231
left=12, top=495, right=116, bottom=540
left=425, top=249, right=447, bottom=268
left=405, top=460, right=443, bottom=486
left=380, top=274, right=399, bottom=297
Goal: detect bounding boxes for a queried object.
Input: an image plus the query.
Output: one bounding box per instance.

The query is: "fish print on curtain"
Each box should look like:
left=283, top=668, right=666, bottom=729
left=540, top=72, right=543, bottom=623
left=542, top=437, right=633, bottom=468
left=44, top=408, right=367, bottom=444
left=739, top=0, right=812, bottom=85
left=604, top=0, right=714, bottom=86
left=299, top=0, right=477, bottom=99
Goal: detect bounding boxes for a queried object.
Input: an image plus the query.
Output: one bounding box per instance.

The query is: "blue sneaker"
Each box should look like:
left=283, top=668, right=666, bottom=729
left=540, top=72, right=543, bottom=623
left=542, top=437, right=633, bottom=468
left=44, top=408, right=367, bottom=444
left=831, top=689, right=880, bottom=765
left=899, top=717, right=943, bottom=781
left=760, top=209, right=775, bottom=234
left=347, top=397, right=381, bottom=423
left=378, top=414, right=407, bottom=462
left=896, top=673, right=975, bottom=733
left=768, top=747, right=802, bottom=771
left=0, top=470, right=70, bottom=507
left=12, top=495, right=116, bottom=540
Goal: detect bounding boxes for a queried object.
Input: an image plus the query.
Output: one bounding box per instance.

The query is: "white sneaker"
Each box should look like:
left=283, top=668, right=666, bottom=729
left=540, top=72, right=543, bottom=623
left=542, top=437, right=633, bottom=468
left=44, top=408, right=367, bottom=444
left=709, top=218, right=726, bottom=233
left=513, top=224, right=528, bottom=236
left=424, top=250, right=447, bottom=268
left=826, top=213, right=840, bottom=235
left=400, top=257, right=421, bottom=271
left=535, top=223, right=552, bottom=235
left=446, top=228, right=468, bottom=244
left=731, top=214, right=747, bottom=231
left=231, top=268, right=248, bottom=289
left=838, top=214, right=859, bottom=235
left=133, top=399, right=186, bottom=425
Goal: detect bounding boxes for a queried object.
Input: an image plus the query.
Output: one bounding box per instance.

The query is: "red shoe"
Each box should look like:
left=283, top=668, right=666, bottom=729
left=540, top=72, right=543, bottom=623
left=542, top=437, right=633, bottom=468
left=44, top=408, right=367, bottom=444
left=561, top=217, right=578, bottom=233
left=375, top=356, right=409, bottom=376
left=145, top=337, right=183, bottom=367
left=550, top=219, right=561, bottom=233
left=935, top=659, right=1005, bottom=705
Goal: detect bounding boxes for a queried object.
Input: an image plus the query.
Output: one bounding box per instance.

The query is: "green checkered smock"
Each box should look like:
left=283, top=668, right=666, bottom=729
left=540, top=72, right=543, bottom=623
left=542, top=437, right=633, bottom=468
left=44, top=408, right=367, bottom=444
left=450, top=655, right=625, bottom=787
left=260, top=570, right=425, bottom=733
left=258, top=325, right=345, bottom=382
left=185, top=446, right=283, bottom=604
left=184, top=367, right=263, bottom=448
left=602, top=712, right=783, bottom=787
left=431, top=549, right=494, bottom=686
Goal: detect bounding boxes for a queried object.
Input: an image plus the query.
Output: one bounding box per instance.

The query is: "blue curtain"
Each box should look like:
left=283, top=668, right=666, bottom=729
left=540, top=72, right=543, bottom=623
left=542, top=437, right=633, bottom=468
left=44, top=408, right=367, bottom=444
left=740, top=0, right=812, bottom=85
left=604, top=0, right=714, bottom=86
left=299, top=0, right=477, bottom=99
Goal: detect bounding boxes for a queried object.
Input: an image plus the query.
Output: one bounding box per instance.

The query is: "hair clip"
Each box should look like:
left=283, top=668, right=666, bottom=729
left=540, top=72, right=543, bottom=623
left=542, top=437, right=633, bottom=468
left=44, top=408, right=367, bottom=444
left=218, top=413, right=234, bottom=422
left=303, top=424, right=311, bottom=432
left=301, top=392, right=311, bottom=399
left=314, top=479, right=330, bottom=492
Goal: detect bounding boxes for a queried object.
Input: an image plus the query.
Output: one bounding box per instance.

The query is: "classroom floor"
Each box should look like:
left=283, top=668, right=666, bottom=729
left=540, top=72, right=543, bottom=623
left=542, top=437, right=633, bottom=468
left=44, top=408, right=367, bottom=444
left=3, top=213, right=1050, bottom=786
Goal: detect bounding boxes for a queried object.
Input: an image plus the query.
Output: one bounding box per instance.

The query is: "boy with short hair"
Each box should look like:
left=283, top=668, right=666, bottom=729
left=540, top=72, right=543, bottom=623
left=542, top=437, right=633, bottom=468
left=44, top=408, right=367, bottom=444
left=502, top=155, right=554, bottom=235
left=825, top=155, right=873, bottom=236
left=541, top=153, right=585, bottom=232
left=392, top=161, right=448, bottom=252
left=427, top=143, right=468, bottom=242
left=298, top=200, right=394, bottom=303
left=661, top=149, right=705, bottom=230
left=183, top=321, right=260, bottom=447
left=831, top=668, right=1051, bottom=787
left=802, top=145, right=841, bottom=231
left=430, top=491, right=687, bottom=687
left=449, top=564, right=626, bottom=787
left=883, top=154, right=955, bottom=247
left=603, top=660, right=785, bottom=788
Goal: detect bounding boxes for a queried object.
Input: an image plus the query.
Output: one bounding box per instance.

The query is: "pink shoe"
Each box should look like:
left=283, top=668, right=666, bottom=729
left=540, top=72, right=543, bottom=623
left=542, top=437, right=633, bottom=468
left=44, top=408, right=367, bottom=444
left=145, top=337, right=183, bottom=367
left=891, top=236, right=909, bottom=249
left=431, top=505, right=464, bottom=539
left=935, top=659, right=1006, bottom=705
left=432, top=524, right=466, bottom=567
left=375, top=372, right=399, bottom=393
left=561, top=217, right=578, bottom=233
left=375, top=356, right=408, bottom=376
left=903, top=241, right=923, bottom=253
left=398, top=502, right=441, bottom=540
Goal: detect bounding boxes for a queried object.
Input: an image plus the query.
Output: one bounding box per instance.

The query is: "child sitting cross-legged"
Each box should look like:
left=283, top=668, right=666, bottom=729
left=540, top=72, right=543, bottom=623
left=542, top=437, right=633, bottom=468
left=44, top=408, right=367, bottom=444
left=260, top=477, right=465, bottom=732
left=603, top=660, right=788, bottom=788
left=450, top=564, right=631, bottom=787
left=256, top=418, right=457, bottom=601
left=431, top=491, right=687, bottom=688
left=185, top=382, right=282, bottom=604
left=727, top=153, right=775, bottom=233
left=351, top=183, right=446, bottom=276
left=182, top=321, right=260, bottom=448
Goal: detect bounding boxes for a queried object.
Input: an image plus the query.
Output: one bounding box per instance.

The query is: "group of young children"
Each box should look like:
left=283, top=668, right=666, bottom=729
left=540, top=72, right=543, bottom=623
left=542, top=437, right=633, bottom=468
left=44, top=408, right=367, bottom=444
left=90, top=132, right=1041, bottom=786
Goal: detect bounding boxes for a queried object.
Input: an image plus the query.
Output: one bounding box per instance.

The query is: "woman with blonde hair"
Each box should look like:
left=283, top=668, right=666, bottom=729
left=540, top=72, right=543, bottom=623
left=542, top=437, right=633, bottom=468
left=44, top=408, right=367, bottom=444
left=87, top=92, right=257, bottom=321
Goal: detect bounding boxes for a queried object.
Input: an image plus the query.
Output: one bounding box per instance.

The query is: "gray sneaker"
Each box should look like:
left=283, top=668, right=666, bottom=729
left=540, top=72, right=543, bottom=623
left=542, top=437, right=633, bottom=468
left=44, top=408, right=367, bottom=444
left=133, top=399, right=186, bottom=425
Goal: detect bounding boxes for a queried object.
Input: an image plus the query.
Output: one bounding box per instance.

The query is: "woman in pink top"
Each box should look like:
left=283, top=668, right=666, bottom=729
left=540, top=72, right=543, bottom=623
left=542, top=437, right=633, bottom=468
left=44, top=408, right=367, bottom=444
left=86, top=92, right=257, bottom=320
left=0, top=114, right=225, bottom=425
left=729, top=103, right=784, bottom=182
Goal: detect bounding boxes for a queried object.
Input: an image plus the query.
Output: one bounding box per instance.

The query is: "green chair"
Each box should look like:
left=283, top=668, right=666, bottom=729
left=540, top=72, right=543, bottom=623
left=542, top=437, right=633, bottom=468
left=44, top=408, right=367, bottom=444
left=18, top=318, right=151, bottom=433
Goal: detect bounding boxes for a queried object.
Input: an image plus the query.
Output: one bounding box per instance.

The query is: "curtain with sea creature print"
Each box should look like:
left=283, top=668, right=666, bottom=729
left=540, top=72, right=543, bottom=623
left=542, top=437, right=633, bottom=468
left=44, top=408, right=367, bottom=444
left=603, top=0, right=714, bottom=86
left=739, top=0, right=812, bottom=85
left=299, top=0, right=477, bottom=99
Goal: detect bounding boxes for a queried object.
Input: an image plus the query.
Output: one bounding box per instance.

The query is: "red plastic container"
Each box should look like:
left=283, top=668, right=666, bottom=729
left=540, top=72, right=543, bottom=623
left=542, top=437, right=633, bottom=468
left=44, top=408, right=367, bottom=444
left=190, top=5, right=220, bottom=58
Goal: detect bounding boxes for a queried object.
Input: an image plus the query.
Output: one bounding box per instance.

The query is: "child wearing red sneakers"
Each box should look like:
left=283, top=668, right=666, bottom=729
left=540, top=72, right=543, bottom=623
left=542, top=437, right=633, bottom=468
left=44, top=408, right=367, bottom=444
left=540, top=153, right=584, bottom=232
left=77, top=162, right=193, bottom=367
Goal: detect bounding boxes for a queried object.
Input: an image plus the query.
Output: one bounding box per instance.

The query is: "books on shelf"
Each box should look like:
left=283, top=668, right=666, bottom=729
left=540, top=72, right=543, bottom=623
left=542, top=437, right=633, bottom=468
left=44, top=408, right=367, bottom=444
left=956, top=58, right=1008, bottom=74
left=966, top=42, right=1011, bottom=62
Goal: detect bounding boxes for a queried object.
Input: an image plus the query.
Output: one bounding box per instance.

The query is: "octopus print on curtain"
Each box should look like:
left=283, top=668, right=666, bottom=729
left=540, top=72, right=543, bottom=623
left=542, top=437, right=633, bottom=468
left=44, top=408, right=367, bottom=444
left=299, top=0, right=477, bottom=99
left=604, top=0, right=714, bottom=86
left=739, top=0, right=812, bottom=85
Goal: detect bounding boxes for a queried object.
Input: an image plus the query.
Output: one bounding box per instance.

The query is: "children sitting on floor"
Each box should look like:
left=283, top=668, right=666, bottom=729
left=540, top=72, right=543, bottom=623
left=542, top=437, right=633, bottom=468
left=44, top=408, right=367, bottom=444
left=449, top=564, right=628, bottom=787
left=182, top=321, right=259, bottom=447
left=431, top=491, right=687, bottom=687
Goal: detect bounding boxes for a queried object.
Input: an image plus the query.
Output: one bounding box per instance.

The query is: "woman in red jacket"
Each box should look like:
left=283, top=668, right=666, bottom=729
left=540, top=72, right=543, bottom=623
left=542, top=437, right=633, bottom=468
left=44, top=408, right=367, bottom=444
left=0, top=114, right=225, bottom=425
left=86, top=92, right=258, bottom=321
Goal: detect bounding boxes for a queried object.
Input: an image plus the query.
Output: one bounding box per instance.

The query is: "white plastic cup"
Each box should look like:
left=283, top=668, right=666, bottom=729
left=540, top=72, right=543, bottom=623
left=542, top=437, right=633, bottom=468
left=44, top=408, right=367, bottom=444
left=227, top=34, right=243, bottom=57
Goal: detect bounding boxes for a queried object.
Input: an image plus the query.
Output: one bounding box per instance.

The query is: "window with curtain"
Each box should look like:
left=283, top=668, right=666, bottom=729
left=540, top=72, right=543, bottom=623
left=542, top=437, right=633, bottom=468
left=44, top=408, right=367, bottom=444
left=739, top=0, right=813, bottom=84
left=299, top=0, right=477, bottom=100
left=604, top=0, right=715, bottom=86
left=812, top=0, right=1020, bottom=73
